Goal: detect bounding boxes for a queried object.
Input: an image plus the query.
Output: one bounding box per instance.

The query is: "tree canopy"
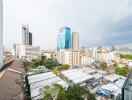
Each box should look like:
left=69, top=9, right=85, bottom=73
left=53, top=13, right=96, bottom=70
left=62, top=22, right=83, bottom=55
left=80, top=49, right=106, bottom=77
left=115, top=66, right=129, bottom=76
left=53, top=64, right=70, bottom=75
left=41, top=84, right=96, bottom=100
left=100, top=61, right=107, bottom=69
left=31, top=56, right=60, bottom=70
left=120, top=54, right=132, bottom=59
left=42, top=84, right=67, bottom=100
left=67, top=85, right=96, bottom=100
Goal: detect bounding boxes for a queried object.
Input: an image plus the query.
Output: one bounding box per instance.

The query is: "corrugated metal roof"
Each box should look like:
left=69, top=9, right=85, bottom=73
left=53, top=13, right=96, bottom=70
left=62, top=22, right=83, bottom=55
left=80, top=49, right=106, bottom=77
left=62, top=69, right=93, bottom=84
left=28, top=72, right=68, bottom=99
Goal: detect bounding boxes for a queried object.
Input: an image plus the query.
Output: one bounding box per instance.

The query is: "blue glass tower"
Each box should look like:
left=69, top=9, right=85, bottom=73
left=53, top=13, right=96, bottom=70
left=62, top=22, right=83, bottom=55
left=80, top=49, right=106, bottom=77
left=57, top=27, right=71, bottom=49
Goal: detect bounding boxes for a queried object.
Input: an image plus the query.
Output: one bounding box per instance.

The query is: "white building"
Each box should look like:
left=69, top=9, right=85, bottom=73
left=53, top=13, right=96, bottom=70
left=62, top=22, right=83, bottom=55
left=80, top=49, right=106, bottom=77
left=81, top=56, right=95, bottom=66
left=56, top=49, right=71, bottom=65
left=13, top=44, right=40, bottom=61
left=0, top=0, right=3, bottom=68
left=41, top=50, right=54, bottom=59
left=56, top=49, right=80, bottom=66
left=98, top=52, right=116, bottom=62
left=85, top=48, right=98, bottom=60
left=123, top=60, right=132, bottom=67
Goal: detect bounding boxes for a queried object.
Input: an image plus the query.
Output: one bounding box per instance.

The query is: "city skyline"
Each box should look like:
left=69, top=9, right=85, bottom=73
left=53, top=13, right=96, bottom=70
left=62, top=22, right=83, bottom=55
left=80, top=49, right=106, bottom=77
left=3, top=0, right=132, bottom=49
left=1, top=0, right=132, bottom=100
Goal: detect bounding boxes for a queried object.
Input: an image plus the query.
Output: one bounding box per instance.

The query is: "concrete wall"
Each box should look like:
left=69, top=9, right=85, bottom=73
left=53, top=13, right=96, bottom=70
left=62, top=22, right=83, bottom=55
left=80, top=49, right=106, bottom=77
left=0, top=0, right=3, bottom=68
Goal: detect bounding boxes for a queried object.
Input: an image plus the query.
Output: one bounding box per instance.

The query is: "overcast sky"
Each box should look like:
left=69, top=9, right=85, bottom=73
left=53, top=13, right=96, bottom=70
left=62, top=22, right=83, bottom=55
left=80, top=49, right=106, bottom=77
left=3, top=0, right=132, bottom=49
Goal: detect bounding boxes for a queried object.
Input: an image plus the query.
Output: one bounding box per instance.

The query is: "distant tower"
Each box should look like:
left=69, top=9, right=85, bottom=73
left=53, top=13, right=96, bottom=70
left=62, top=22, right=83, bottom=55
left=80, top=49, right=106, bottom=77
left=0, top=0, right=3, bottom=68
left=22, top=24, right=29, bottom=45
left=29, top=32, right=32, bottom=45
left=111, top=46, right=115, bottom=51
left=57, top=27, right=71, bottom=49
left=72, top=32, right=79, bottom=50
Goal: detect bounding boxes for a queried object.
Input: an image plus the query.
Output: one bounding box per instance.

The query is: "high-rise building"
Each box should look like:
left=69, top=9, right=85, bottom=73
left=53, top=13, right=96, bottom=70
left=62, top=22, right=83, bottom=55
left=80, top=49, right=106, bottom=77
left=22, top=24, right=29, bottom=45
left=29, top=32, right=32, bottom=45
left=57, top=27, right=71, bottom=49
left=72, top=32, right=79, bottom=50
left=22, top=24, right=33, bottom=46
left=0, top=0, right=3, bottom=69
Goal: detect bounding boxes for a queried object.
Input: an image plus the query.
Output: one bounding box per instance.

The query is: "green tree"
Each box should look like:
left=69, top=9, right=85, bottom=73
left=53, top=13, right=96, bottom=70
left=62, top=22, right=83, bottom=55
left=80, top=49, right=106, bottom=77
left=62, top=64, right=70, bottom=70
left=30, top=57, right=60, bottom=70
left=53, top=69, right=60, bottom=75
left=120, top=54, right=132, bottom=59
left=67, top=85, right=96, bottom=100
left=113, top=63, right=117, bottom=67
left=41, top=55, right=46, bottom=60
left=100, top=61, right=107, bottom=69
left=31, top=59, right=41, bottom=68
left=42, top=84, right=67, bottom=100
left=42, top=84, right=96, bottom=100
left=115, top=66, right=129, bottom=76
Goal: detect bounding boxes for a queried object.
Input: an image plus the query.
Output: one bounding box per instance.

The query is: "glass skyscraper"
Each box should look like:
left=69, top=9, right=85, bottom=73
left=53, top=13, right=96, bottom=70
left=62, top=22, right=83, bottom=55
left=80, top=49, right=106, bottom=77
left=57, top=27, right=71, bottom=49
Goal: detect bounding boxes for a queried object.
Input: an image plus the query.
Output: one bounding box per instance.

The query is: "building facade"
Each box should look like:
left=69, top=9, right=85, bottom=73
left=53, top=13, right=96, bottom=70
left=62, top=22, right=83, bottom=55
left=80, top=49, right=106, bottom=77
left=122, top=70, right=132, bottom=100
left=72, top=32, right=79, bottom=50
left=57, top=27, right=71, bottom=49
left=81, top=56, right=95, bottom=66
left=22, top=24, right=29, bottom=45
left=0, top=0, right=3, bottom=68
left=72, top=50, right=80, bottom=66
left=29, top=32, right=32, bottom=45
left=56, top=50, right=80, bottom=66
left=13, top=44, right=40, bottom=61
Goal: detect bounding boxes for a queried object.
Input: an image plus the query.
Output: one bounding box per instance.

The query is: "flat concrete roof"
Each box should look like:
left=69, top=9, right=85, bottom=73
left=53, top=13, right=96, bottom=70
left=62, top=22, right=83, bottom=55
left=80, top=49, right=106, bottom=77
left=0, top=59, right=25, bottom=100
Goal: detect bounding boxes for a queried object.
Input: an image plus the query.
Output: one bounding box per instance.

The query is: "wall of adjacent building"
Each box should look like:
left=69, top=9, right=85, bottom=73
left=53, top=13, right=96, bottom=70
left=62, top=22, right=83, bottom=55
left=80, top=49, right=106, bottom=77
left=0, top=0, right=3, bottom=68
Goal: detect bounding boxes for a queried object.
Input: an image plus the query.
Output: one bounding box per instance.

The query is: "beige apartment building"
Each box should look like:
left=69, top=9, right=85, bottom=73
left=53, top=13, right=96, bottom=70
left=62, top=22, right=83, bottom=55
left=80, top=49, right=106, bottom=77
left=72, top=32, right=79, bottom=50
left=57, top=49, right=81, bottom=66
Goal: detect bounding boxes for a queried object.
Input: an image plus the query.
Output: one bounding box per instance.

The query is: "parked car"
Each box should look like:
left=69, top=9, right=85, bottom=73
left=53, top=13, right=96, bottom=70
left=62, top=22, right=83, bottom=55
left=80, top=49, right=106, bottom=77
left=96, top=88, right=111, bottom=98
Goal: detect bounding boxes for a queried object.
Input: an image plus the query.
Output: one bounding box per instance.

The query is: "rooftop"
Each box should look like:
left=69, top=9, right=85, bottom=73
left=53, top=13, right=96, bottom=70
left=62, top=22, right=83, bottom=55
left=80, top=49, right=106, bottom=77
left=27, top=72, right=68, bottom=99
left=0, top=59, right=25, bottom=100
left=61, top=69, right=93, bottom=84
left=104, top=74, right=121, bottom=82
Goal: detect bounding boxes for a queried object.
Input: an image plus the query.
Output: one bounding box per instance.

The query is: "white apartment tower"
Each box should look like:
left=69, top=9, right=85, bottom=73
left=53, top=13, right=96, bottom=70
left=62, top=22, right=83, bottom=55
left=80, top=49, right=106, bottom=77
left=0, top=0, right=3, bottom=68
left=22, top=24, right=29, bottom=45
